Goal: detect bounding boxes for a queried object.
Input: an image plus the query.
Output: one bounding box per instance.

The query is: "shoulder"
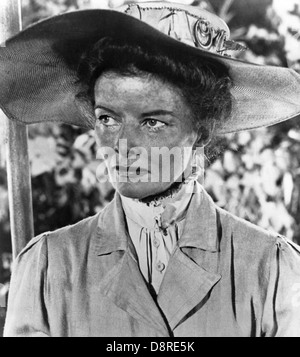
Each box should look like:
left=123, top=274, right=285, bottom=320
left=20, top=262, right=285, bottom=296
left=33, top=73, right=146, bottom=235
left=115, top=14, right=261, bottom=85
left=200, top=187, right=280, bottom=249
left=212, top=203, right=300, bottom=302
left=17, top=212, right=101, bottom=262
left=214, top=202, right=300, bottom=272
left=216, top=204, right=285, bottom=248
left=213, top=200, right=299, bottom=263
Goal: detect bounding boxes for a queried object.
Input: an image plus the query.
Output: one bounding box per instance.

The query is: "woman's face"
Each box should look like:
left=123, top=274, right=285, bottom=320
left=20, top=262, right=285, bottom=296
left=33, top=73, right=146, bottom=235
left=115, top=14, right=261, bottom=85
left=94, top=71, right=202, bottom=199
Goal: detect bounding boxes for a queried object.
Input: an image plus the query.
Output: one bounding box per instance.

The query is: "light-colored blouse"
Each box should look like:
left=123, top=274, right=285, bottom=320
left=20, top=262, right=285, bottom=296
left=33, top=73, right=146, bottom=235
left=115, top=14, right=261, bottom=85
left=121, top=177, right=196, bottom=293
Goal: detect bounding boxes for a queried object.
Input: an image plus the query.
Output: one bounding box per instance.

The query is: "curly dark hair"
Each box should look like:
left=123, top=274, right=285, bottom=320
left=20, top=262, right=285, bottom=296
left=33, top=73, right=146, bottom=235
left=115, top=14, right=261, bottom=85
left=76, top=37, right=233, bottom=138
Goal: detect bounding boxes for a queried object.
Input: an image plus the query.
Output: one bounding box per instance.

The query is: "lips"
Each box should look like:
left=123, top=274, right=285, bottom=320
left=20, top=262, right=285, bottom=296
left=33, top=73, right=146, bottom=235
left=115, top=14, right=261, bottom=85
left=114, top=165, right=149, bottom=177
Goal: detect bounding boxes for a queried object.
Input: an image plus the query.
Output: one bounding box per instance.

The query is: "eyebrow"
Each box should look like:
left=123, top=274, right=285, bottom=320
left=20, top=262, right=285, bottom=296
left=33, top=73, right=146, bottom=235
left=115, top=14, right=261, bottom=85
left=94, top=106, right=175, bottom=117
left=94, top=105, right=118, bottom=115
left=141, top=110, right=175, bottom=117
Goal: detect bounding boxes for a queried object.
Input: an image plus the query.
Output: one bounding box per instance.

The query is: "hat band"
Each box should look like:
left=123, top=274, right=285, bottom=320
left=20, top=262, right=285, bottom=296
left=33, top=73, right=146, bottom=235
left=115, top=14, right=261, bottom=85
left=194, top=18, right=227, bottom=53
left=123, top=3, right=246, bottom=56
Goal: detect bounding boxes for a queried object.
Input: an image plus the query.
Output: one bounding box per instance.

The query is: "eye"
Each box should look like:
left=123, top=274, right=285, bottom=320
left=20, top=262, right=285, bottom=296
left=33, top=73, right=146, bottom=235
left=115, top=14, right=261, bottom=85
left=97, top=115, right=119, bottom=127
left=144, top=119, right=166, bottom=130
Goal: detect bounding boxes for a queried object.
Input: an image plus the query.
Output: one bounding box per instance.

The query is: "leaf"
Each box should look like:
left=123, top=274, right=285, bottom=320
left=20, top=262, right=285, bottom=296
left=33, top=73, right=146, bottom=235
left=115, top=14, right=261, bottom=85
left=28, top=136, right=58, bottom=177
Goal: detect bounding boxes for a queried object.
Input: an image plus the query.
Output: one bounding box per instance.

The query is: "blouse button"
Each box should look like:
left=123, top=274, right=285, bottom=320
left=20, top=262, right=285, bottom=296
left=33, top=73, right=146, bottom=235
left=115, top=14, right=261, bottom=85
left=156, top=261, right=165, bottom=272
left=153, top=238, right=160, bottom=248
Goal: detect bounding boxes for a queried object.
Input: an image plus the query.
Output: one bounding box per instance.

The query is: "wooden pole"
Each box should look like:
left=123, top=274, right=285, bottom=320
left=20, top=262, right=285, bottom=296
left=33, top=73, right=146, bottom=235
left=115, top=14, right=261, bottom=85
left=0, top=0, right=34, bottom=259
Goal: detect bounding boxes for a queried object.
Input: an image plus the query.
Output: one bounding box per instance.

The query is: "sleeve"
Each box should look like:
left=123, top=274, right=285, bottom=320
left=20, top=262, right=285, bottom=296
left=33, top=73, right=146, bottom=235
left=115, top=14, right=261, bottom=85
left=261, top=236, right=300, bottom=337
left=3, top=233, right=50, bottom=337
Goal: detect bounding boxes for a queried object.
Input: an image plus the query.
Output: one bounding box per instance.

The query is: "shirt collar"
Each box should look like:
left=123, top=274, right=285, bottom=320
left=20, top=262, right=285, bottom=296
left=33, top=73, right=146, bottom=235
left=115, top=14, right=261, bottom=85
left=95, top=182, right=220, bottom=256
left=120, top=178, right=196, bottom=231
left=95, top=194, right=129, bottom=255
left=178, top=182, right=220, bottom=252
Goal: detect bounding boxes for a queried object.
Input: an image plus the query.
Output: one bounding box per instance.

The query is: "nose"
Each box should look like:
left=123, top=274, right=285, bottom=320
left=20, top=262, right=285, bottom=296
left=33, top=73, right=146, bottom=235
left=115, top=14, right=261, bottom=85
left=114, top=124, right=142, bottom=155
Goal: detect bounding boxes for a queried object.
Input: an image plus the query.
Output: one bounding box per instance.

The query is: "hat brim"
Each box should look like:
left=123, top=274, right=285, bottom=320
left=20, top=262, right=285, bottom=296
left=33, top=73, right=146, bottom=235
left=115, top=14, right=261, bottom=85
left=0, top=9, right=300, bottom=134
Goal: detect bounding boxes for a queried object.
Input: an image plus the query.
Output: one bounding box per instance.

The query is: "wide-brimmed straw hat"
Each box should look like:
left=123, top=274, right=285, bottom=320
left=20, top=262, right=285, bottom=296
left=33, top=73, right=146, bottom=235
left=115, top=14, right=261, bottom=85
left=0, top=1, right=300, bottom=135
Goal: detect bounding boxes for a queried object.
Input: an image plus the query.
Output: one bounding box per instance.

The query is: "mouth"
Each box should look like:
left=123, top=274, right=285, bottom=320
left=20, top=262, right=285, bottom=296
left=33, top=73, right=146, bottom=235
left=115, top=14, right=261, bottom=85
left=115, top=165, right=149, bottom=177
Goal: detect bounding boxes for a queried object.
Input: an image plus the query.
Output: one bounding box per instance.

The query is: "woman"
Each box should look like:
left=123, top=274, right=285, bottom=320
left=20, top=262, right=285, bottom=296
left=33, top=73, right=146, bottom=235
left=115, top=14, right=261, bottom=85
left=2, top=2, right=300, bottom=337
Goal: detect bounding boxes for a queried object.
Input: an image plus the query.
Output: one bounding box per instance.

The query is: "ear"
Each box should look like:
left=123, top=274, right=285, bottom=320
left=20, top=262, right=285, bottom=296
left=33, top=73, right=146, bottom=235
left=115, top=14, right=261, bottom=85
left=195, top=120, right=215, bottom=148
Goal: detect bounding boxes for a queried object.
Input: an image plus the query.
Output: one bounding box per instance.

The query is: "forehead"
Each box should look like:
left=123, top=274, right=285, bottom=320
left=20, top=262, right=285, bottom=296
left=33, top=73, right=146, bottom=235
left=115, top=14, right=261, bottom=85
left=94, top=71, right=187, bottom=111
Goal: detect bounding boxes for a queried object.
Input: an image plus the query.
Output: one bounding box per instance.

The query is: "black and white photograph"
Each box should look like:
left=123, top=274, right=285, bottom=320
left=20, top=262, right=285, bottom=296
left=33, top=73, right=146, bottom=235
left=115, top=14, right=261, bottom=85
left=0, top=0, right=300, bottom=338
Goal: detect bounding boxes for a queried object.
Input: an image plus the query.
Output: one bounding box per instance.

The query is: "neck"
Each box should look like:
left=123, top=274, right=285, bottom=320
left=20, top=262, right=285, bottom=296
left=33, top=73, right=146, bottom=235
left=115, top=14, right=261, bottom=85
left=137, top=163, right=200, bottom=206
left=138, top=180, right=185, bottom=206
left=120, top=177, right=197, bottom=231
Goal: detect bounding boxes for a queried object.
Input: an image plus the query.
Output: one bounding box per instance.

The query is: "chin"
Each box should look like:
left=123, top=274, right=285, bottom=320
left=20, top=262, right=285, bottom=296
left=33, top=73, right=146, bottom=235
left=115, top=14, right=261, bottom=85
left=115, top=181, right=172, bottom=200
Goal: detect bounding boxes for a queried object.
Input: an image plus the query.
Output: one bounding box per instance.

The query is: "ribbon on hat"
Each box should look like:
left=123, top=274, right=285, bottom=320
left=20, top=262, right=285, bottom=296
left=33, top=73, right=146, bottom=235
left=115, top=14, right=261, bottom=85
left=124, top=3, right=247, bottom=56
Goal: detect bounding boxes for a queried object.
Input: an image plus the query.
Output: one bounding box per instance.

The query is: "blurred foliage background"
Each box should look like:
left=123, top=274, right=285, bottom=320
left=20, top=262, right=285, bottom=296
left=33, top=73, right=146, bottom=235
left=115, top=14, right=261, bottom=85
left=1, top=0, right=300, bottom=335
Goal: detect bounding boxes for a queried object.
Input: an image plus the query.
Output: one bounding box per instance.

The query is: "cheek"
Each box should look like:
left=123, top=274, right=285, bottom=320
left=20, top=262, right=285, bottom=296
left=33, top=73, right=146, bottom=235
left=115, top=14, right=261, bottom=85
left=94, top=125, right=104, bottom=146
left=94, top=125, right=116, bottom=148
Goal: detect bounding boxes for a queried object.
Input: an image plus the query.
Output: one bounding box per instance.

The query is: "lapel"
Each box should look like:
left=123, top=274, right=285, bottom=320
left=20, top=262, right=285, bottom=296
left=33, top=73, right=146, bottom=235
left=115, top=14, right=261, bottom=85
left=157, top=186, right=222, bottom=330
left=94, top=194, right=170, bottom=336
